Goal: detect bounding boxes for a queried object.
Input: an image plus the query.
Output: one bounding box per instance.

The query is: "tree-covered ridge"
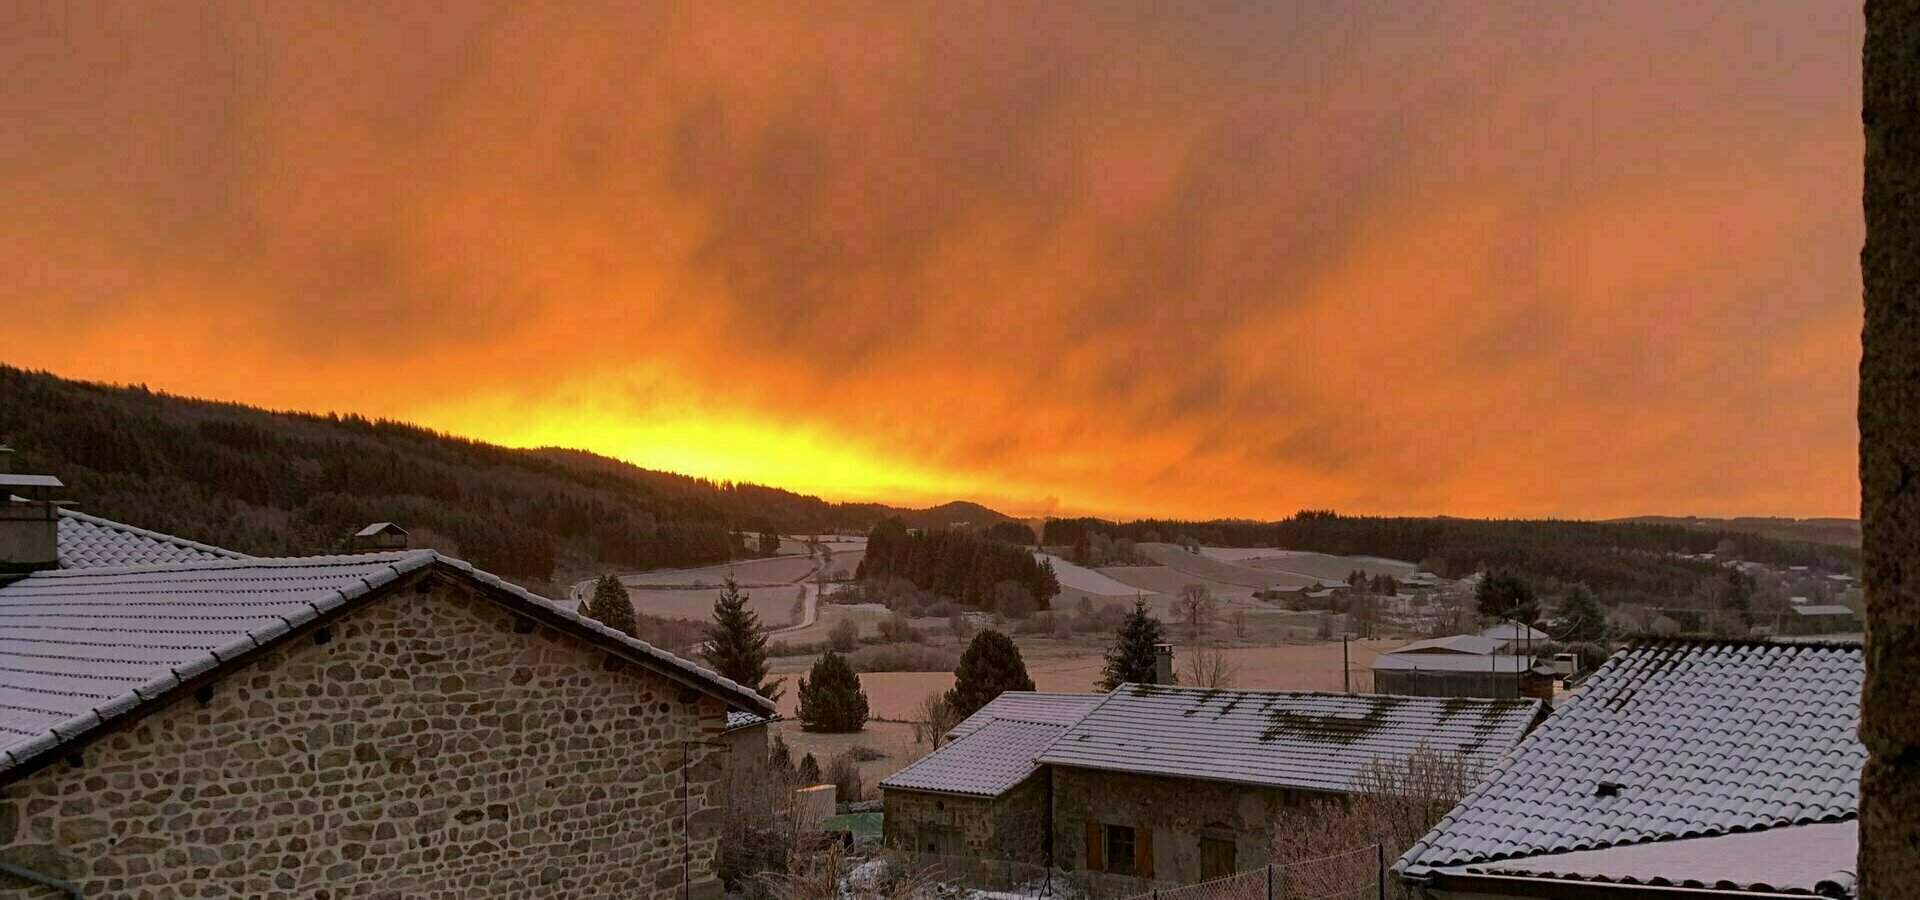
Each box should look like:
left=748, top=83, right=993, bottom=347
left=856, top=518, right=1060, bottom=612
left=0, top=366, right=915, bottom=584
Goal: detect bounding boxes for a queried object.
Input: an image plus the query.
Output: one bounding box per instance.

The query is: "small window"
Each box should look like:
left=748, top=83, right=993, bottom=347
left=1201, top=837, right=1236, bottom=880
left=1103, top=824, right=1136, bottom=875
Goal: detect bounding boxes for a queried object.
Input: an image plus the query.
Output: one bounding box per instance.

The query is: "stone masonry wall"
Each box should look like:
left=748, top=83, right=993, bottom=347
left=881, top=772, right=1047, bottom=867
left=1053, top=767, right=1300, bottom=885
left=884, top=789, right=996, bottom=856
left=0, top=577, right=732, bottom=899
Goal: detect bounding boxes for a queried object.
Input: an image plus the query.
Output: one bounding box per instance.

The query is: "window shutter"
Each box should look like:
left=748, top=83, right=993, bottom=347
left=1085, top=823, right=1103, bottom=871
left=1136, top=827, right=1154, bottom=879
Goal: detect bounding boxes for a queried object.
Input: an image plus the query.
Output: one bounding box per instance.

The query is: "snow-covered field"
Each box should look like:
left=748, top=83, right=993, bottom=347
left=1035, top=553, right=1153, bottom=596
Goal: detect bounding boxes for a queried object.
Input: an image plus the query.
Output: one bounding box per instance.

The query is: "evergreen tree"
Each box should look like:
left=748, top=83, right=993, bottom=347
left=797, top=651, right=869, bottom=733
left=796, top=752, right=821, bottom=784
left=1475, top=568, right=1539, bottom=625
left=1100, top=598, right=1170, bottom=690
left=584, top=574, right=639, bottom=639
left=700, top=576, right=784, bottom=702
left=1038, top=557, right=1060, bottom=599
left=1549, top=584, right=1609, bottom=643
left=758, top=532, right=781, bottom=555
left=945, top=630, right=1036, bottom=719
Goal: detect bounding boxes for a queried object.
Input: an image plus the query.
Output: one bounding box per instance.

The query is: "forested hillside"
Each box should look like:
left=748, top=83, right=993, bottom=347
left=0, top=367, right=949, bottom=587
left=1045, top=510, right=1859, bottom=609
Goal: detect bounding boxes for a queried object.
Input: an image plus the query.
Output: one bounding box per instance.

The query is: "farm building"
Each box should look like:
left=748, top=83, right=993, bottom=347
left=1783, top=604, right=1861, bottom=635
left=881, top=686, right=1541, bottom=887
left=1399, top=639, right=1863, bottom=900
left=1370, top=634, right=1555, bottom=700
left=0, top=471, right=775, bottom=898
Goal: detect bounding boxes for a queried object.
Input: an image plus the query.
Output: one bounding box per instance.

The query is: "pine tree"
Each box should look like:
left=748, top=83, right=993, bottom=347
left=945, top=630, right=1036, bottom=719
left=700, top=576, right=784, bottom=702
left=584, top=574, right=639, bottom=639
left=1549, top=584, right=1609, bottom=643
left=796, top=752, right=821, bottom=785
left=1100, top=598, right=1170, bottom=690
left=1475, top=568, right=1539, bottom=625
left=797, top=651, right=869, bottom=733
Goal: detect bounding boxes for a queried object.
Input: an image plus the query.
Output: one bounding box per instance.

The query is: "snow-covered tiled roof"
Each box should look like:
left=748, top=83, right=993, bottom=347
left=55, top=508, right=249, bottom=569
left=0, top=550, right=775, bottom=779
left=1448, top=820, right=1856, bottom=898
left=1036, top=684, right=1540, bottom=794
left=882, top=718, right=1067, bottom=797
left=727, top=710, right=771, bottom=731
left=946, top=691, right=1107, bottom=741
left=1398, top=639, right=1864, bottom=877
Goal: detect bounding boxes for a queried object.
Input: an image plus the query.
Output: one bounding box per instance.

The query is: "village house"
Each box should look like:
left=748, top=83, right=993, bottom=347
left=0, top=467, right=776, bottom=897
left=881, top=685, right=1541, bottom=887
left=1398, top=639, right=1863, bottom=900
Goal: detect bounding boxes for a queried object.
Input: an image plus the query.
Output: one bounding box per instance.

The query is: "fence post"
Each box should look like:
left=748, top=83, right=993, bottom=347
left=1376, top=844, right=1386, bottom=900
left=1266, top=865, right=1273, bottom=900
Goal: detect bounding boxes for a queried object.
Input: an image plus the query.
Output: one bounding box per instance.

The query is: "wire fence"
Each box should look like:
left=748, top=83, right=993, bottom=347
left=897, top=844, right=1385, bottom=900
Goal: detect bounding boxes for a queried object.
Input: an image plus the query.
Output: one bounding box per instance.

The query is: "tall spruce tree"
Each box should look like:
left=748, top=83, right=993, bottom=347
left=797, top=651, right=869, bottom=733
left=700, top=577, right=784, bottom=702
left=1099, top=598, right=1170, bottom=690
left=584, top=574, right=639, bottom=639
left=945, top=630, right=1036, bottom=719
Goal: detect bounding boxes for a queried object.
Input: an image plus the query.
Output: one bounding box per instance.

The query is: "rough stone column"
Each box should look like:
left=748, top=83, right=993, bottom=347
left=1861, top=2, right=1920, bottom=895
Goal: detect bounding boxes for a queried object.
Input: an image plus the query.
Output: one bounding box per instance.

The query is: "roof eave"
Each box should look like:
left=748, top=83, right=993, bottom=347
left=1424, top=868, right=1847, bottom=900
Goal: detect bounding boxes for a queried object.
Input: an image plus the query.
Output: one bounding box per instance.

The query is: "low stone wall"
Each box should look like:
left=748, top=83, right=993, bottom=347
left=0, top=577, right=730, bottom=898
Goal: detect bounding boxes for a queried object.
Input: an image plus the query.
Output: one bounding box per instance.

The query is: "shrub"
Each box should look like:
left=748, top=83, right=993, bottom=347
left=827, top=751, right=865, bottom=802
left=828, top=618, right=861, bottom=652
left=1270, top=750, right=1476, bottom=900
left=847, top=745, right=887, bottom=762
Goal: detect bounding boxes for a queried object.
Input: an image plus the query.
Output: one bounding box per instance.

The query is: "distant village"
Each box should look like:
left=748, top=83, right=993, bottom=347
left=0, top=448, right=1871, bottom=899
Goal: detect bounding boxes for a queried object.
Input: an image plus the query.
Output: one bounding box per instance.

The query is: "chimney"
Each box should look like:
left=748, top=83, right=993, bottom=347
left=1153, top=642, right=1175, bottom=685
left=0, top=448, right=67, bottom=575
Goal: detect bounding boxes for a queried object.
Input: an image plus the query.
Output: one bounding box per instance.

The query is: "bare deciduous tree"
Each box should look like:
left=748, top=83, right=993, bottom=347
left=1181, top=642, right=1238, bottom=688
left=1175, top=583, right=1215, bottom=639
left=909, top=692, right=960, bottom=749
left=1270, top=749, right=1478, bottom=900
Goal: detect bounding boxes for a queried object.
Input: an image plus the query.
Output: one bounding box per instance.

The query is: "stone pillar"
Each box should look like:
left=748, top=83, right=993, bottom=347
left=1861, top=2, right=1920, bottom=895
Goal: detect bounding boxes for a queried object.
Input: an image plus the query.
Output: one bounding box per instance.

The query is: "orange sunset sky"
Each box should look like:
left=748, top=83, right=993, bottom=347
left=2, top=3, right=1862, bottom=521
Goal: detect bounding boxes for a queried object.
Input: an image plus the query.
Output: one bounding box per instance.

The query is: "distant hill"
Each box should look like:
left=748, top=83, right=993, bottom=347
left=895, top=500, right=1016, bottom=530
left=1610, top=516, right=1860, bottom=549
left=0, top=366, right=1010, bottom=589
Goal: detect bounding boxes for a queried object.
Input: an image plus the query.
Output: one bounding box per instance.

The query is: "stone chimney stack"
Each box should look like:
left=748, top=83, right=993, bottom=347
left=0, top=448, right=67, bottom=575
left=1153, top=643, right=1174, bottom=685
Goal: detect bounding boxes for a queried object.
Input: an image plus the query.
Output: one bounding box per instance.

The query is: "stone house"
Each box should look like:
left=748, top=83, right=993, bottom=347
left=880, top=693, right=1102, bottom=864
left=0, top=484, right=776, bottom=898
left=881, top=686, right=1540, bottom=887
left=1399, top=639, right=1864, bottom=899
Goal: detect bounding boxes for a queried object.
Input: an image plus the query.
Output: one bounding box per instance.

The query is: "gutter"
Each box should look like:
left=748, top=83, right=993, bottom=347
left=0, top=860, right=83, bottom=898
left=1426, top=869, right=1845, bottom=900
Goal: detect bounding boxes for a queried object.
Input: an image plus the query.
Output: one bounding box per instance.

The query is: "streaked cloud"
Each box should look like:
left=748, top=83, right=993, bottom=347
left=2, top=2, right=1861, bottom=519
